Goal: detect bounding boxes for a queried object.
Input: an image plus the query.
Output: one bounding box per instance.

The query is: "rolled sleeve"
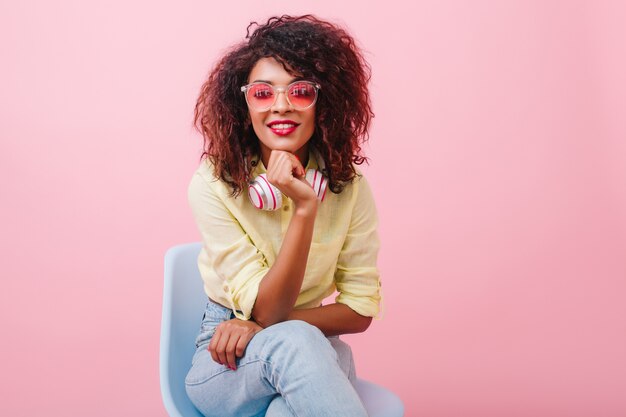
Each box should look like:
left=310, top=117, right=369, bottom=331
left=334, top=175, right=382, bottom=318
left=188, top=168, right=268, bottom=320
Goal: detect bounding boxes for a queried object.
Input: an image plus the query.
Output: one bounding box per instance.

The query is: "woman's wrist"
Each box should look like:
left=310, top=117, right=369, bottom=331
left=293, top=198, right=318, bottom=217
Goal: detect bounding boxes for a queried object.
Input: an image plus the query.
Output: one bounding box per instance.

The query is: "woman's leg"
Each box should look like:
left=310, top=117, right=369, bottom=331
left=186, top=320, right=367, bottom=417
left=265, top=335, right=359, bottom=417
left=328, top=335, right=358, bottom=385
left=265, top=395, right=295, bottom=417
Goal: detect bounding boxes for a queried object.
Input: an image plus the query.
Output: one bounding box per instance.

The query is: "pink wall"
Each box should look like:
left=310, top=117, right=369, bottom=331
left=2, top=1, right=625, bottom=416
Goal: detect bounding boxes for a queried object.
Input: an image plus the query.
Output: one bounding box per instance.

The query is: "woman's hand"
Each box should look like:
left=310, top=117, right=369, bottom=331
left=208, top=318, right=263, bottom=370
left=266, top=150, right=317, bottom=210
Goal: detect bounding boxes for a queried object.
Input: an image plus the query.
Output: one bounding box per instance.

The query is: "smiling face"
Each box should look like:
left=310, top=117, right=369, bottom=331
left=246, top=57, right=316, bottom=167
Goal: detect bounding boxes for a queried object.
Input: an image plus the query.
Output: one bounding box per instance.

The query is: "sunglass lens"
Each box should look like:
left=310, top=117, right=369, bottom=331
left=288, top=82, right=316, bottom=109
left=247, top=84, right=274, bottom=109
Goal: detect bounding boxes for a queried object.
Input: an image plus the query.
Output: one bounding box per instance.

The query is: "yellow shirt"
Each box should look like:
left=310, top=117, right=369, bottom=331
left=187, top=152, right=382, bottom=320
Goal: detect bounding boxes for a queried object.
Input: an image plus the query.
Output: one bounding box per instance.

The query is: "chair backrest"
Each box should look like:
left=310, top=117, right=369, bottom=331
left=160, top=242, right=205, bottom=417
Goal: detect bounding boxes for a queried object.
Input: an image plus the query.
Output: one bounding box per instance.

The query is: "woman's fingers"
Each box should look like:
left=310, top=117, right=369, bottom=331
left=213, top=328, right=229, bottom=366
left=208, top=330, right=222, bottom=364
left=291, top=154, right=305, bottom=177
left=208, top=319, right=260, bottom=370
left=236, top=331, right=255, bottom=358
left=207, top=319, right=262, bottom=371
left=224, top=332, right=241, bottom=370
left=266, top=150, right=316, bottom=203
left=267, top=151, right=304, bottom=181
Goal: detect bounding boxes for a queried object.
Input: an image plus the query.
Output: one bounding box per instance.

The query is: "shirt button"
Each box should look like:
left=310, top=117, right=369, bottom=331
left=283, top=205, right=289, bottom=211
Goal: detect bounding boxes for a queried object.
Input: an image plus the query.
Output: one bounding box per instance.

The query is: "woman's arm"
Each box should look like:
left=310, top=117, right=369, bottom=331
left=295, top=173, right=381, bottom=337
left=251, top=150, right=319, bottom=328
left=252, top=204, right=316, bottom=327
left=287, top=303, right=372, bottom=336
left=259, top=170, right=381, bottom=333
left=267, top=174, right=381, bottom=336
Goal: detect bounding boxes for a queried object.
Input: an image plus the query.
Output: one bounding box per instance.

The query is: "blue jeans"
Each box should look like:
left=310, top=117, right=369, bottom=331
left=185, top=299, right=368, bottom=417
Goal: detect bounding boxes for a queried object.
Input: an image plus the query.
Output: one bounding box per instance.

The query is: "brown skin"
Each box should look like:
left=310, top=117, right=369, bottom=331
left=209, top=319, right=262, bottom=371
left=252, top=150, right=318, bottom=327
left=248, top=57, right=315, bottom=167
left=287, top=304, right=372, bottom=337
left=208, top=58, right=371, bottom=371
left=210, top=304, right=372, bottom=371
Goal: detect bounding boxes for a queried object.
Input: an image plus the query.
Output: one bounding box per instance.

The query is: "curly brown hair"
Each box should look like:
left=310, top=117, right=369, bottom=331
left=194, top=14, right=374, bottom=196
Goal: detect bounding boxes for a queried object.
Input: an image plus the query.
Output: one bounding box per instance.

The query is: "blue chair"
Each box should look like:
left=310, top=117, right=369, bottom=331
left=160, top=242, right=404, bottom=417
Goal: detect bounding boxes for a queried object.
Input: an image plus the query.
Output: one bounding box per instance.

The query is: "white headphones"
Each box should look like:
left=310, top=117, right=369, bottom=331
left=248, top=150, right=329, bottom=211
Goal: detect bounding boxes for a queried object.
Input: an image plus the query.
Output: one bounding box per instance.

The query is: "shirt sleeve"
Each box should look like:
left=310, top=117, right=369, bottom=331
left=334, top=174, right=382, bottom=318
left=188, top=167, right=268, bottom=320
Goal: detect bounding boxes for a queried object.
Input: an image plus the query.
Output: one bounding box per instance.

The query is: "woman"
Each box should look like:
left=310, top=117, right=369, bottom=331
left=185, top=14, right=381, bottom=417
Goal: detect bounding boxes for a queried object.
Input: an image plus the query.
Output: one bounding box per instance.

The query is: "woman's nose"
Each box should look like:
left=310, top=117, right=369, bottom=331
left=271, top=90, right=292, bottom=113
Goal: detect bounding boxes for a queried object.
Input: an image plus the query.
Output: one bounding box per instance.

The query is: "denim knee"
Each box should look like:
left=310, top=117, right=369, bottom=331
left=274, top=320, right=323, bottom=338
left=253, top=320, right=336, bottom=362
left=270, top=320, right=327, bottom=346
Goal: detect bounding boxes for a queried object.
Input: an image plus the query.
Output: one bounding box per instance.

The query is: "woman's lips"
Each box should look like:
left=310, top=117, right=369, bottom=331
left=268, top=123, right=299, bottom=136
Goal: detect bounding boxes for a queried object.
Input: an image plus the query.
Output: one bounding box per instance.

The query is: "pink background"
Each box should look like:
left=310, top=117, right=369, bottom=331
left=2, top=1, right=625, bottom=416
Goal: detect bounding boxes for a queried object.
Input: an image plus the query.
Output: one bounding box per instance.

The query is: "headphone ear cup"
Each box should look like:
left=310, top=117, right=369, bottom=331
left=305, top=169, right=329, bottom=202
left=248, top=173, right=282, bottom=210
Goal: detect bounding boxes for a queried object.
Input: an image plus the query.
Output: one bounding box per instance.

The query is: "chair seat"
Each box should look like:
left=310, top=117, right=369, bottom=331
left=355, top=379, right=405, bottom=416
left=160, top=242, right=404, bottom=416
